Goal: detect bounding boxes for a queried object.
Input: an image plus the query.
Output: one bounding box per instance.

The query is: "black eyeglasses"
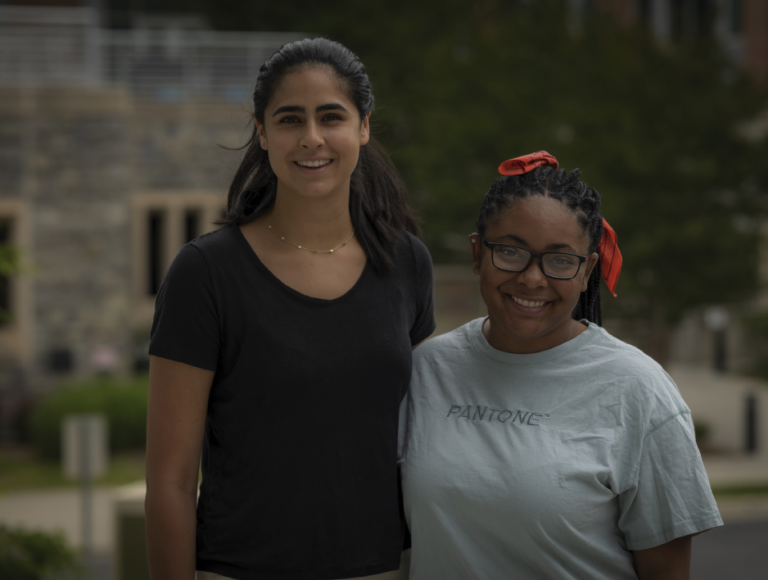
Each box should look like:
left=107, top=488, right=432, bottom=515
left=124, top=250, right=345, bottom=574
left=482, top=239, right=588, bottom=280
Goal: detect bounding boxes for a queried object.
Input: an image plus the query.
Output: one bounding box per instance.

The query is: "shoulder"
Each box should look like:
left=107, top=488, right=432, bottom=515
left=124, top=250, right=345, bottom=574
left=171, top=225, right=243, bottom=276
left=582, top=326, right=688, bottom=421
left=187, top=224, right=239, bottom=258
left=414, top=320, right=476, bottom=366
left=587, top=327, right=669, bottom=381
left=163, top=226, right=240, bottom=287
left=393, top=230, right=432, bottom=269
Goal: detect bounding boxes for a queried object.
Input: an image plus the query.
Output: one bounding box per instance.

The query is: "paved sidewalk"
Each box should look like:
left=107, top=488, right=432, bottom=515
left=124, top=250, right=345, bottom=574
left=0, top=487, right=114, bottom=550
left=714, top=494, right=768, bottom=523
left=703, top=454, right=768, bottom=487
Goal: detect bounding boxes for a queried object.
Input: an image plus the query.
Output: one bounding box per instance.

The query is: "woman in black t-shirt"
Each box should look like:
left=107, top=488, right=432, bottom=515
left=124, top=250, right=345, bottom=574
left=145, top=38, right=434, bottom=580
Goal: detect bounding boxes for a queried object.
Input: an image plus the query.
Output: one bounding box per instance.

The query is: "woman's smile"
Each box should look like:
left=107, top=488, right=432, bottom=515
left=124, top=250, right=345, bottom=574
left=506, top=293, right=550, bottom=312
left=295, top=158, right=333, bottom=169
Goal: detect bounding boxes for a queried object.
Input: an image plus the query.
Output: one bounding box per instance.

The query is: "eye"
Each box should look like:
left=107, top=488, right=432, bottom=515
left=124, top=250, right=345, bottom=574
left=322, top=113, right=343, bottom=122
left=498, top=246, right=521, bottom=258
left=278, top=115, right=302, bottom=124
left=552, top=256, right=576, bottom=265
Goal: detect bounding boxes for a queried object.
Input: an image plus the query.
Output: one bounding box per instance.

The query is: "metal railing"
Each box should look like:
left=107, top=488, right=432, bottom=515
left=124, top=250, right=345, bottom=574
left=0, top=6, right=304, bottom=102
left=101, top=30, right=303, bottom=102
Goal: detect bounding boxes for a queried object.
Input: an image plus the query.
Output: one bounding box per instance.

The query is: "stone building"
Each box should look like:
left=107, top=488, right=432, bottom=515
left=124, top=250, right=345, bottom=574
left=0, top=3, right=301, bottom=403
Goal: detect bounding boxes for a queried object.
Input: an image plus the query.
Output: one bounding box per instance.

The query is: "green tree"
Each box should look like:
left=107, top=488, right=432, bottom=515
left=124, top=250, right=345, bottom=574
left=184, top=0, right=768, bottom=360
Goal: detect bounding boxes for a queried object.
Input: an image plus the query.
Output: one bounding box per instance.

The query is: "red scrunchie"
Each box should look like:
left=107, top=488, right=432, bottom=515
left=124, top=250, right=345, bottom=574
left=598, top=218, right=622, bottom=297
left=497, top=152, right=622, bottom=296
left=498, top=151, right=559, bottom=175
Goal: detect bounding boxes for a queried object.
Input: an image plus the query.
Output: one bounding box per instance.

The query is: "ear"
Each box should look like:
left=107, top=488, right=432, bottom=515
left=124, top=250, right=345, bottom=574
left=470, top=233, right=483, bottom=275
left=360, top=112, right=371, bottom=146
left=255, top=118, right=268, bottom=151
left=581, top=252, right=600, bottom=292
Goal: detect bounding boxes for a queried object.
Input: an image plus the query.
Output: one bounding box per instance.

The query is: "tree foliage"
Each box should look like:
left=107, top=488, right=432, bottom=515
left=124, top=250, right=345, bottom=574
left=176, top=0, right=768, bottom=336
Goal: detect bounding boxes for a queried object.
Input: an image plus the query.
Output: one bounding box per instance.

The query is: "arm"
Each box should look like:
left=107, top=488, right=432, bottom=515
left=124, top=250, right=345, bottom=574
left=145, top=356, right=215, bottom=580
left=633, top=535, right=692, bottom=580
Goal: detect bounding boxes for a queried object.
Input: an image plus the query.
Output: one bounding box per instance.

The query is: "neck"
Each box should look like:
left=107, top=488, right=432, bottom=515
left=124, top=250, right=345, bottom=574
left=264, top=179, right=354, bottom=247
left=483, top=317, right=587, bottom=354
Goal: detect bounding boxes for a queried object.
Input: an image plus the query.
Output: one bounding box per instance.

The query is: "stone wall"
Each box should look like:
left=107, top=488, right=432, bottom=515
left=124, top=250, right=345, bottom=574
left=0, top=86, right=243, bottom=389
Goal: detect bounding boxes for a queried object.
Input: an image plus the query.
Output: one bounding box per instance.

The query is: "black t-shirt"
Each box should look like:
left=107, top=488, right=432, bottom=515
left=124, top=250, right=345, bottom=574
left=149, top=224, right=435, bottom=580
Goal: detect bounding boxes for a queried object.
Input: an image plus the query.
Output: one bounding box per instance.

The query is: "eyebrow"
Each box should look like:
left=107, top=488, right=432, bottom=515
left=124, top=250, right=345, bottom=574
left=271, top=103, right=350, bottom=117
left=496, top=234, right=577, bottom=252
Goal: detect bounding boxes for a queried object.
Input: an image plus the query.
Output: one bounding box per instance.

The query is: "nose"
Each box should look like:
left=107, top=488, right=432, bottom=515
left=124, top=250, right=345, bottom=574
left=516, top=256, right=548, bottom=289
left=300, top=119, right=323, bottom=149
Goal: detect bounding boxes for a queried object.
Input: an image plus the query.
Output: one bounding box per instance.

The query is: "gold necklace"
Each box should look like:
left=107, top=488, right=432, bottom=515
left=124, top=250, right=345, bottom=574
left=267, top=224, right=355, bottom=254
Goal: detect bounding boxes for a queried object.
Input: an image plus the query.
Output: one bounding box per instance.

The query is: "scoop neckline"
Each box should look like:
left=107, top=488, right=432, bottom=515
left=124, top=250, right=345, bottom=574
left=230, top=223, right=371, bottom=304
left=468, top=316, right=600, bottom=367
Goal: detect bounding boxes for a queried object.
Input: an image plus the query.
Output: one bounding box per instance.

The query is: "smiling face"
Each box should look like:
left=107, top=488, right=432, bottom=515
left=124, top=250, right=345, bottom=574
left=256, top=65, right=370, bottom=202
left=470, top=195, right=599, bottom=354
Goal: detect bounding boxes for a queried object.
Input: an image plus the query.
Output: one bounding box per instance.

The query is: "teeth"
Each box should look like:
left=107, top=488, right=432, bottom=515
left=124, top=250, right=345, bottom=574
left=297, top=159, right=332, bottom=168
left=512, top=296, right=546, bottom=308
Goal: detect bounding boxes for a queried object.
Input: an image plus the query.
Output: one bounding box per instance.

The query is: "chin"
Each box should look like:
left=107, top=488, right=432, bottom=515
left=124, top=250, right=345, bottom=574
left=500, top=316, right=558, bottom=341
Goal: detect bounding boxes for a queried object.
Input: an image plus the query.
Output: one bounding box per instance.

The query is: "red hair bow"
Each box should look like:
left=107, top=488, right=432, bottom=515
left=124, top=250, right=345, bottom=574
left=498, top=151, right=559, bottom=176
left=598, top=218, right=622, bottom=297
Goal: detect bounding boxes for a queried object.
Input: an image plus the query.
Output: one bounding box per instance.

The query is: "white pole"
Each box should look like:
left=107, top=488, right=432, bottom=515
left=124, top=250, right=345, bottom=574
left=79, top=418, right=93, bottom=566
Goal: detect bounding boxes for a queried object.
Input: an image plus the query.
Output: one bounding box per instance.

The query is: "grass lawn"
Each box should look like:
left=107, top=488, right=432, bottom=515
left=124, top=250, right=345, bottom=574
left=711, top=483, right=768, bottom=497
left=0, top=448, right=145, bottom=492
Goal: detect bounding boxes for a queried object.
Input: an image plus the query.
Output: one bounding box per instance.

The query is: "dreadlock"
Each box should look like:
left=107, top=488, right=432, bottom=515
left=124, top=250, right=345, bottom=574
left=476, top=165, right=604, bottom=326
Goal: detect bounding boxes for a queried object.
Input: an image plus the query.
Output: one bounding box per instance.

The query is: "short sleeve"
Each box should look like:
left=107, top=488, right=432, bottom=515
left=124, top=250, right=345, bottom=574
left=617, top=411, right=723, bottom=550
left=407, top=235, right=436, bottom=345
left=149, top=244, right=221, bottom=371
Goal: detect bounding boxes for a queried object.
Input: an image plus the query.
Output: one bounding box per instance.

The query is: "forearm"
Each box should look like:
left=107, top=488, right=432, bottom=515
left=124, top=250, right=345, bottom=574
left=145, top=357, right=214, bottom=580
left=633, top=535, right=691, bottom=580
left=145, top=485, right=198, bottom=580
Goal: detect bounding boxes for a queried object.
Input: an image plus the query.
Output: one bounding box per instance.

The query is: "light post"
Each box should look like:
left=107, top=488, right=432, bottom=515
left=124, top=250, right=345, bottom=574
left=704, top=306, right=729, bottom=373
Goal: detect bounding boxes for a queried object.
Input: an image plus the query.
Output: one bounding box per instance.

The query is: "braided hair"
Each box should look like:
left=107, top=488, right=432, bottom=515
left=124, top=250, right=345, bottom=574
left=476, top=166, right=604, bottom=325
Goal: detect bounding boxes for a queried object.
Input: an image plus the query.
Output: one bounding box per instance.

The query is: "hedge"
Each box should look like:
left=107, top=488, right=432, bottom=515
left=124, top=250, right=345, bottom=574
left=0, top=524, right=79, bottom=580
left=29, top=376, right=149, bottom=460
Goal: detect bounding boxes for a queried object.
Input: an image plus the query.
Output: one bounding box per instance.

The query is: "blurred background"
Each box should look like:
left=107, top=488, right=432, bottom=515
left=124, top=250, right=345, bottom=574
left=0, top=0, right=767, bottom=578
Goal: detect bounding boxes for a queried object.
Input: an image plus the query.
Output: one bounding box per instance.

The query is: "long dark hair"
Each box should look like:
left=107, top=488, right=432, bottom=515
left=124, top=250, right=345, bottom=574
left=221, top=37, right=419, bottom=274
left=476, top=166, right=604, bottom=325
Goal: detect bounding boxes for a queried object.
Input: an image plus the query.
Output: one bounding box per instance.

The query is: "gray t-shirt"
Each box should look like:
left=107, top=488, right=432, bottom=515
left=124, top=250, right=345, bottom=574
left=399, top=318, right=722, bottom=580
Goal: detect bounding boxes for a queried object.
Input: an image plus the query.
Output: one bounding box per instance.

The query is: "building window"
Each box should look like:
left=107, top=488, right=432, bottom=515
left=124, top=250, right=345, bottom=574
left=0, top=218, right=11, bottom=325
left=729, top=0, right=742, bottom=34
left=133, top=193, right=225, bottom=304
left=185, top=209, right=200, bottom=243
left=693, top=0, right=714, bottom=36
left=148, top=211, right=165, bottom=296
left=638, top=0, right=653, bottom=23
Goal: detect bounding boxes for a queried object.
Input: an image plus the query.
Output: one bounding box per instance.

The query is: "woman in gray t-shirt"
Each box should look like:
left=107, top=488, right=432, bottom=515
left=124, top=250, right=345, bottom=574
left=399, top=151, right=721, bottom=580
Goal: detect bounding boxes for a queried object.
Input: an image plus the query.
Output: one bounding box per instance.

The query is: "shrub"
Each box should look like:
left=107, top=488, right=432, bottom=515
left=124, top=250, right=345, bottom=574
left=693, top=419, right=712, bottom=453
left=0, top=524, right=80, bottom=580
left=29, top=376, right=149, bottom=459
